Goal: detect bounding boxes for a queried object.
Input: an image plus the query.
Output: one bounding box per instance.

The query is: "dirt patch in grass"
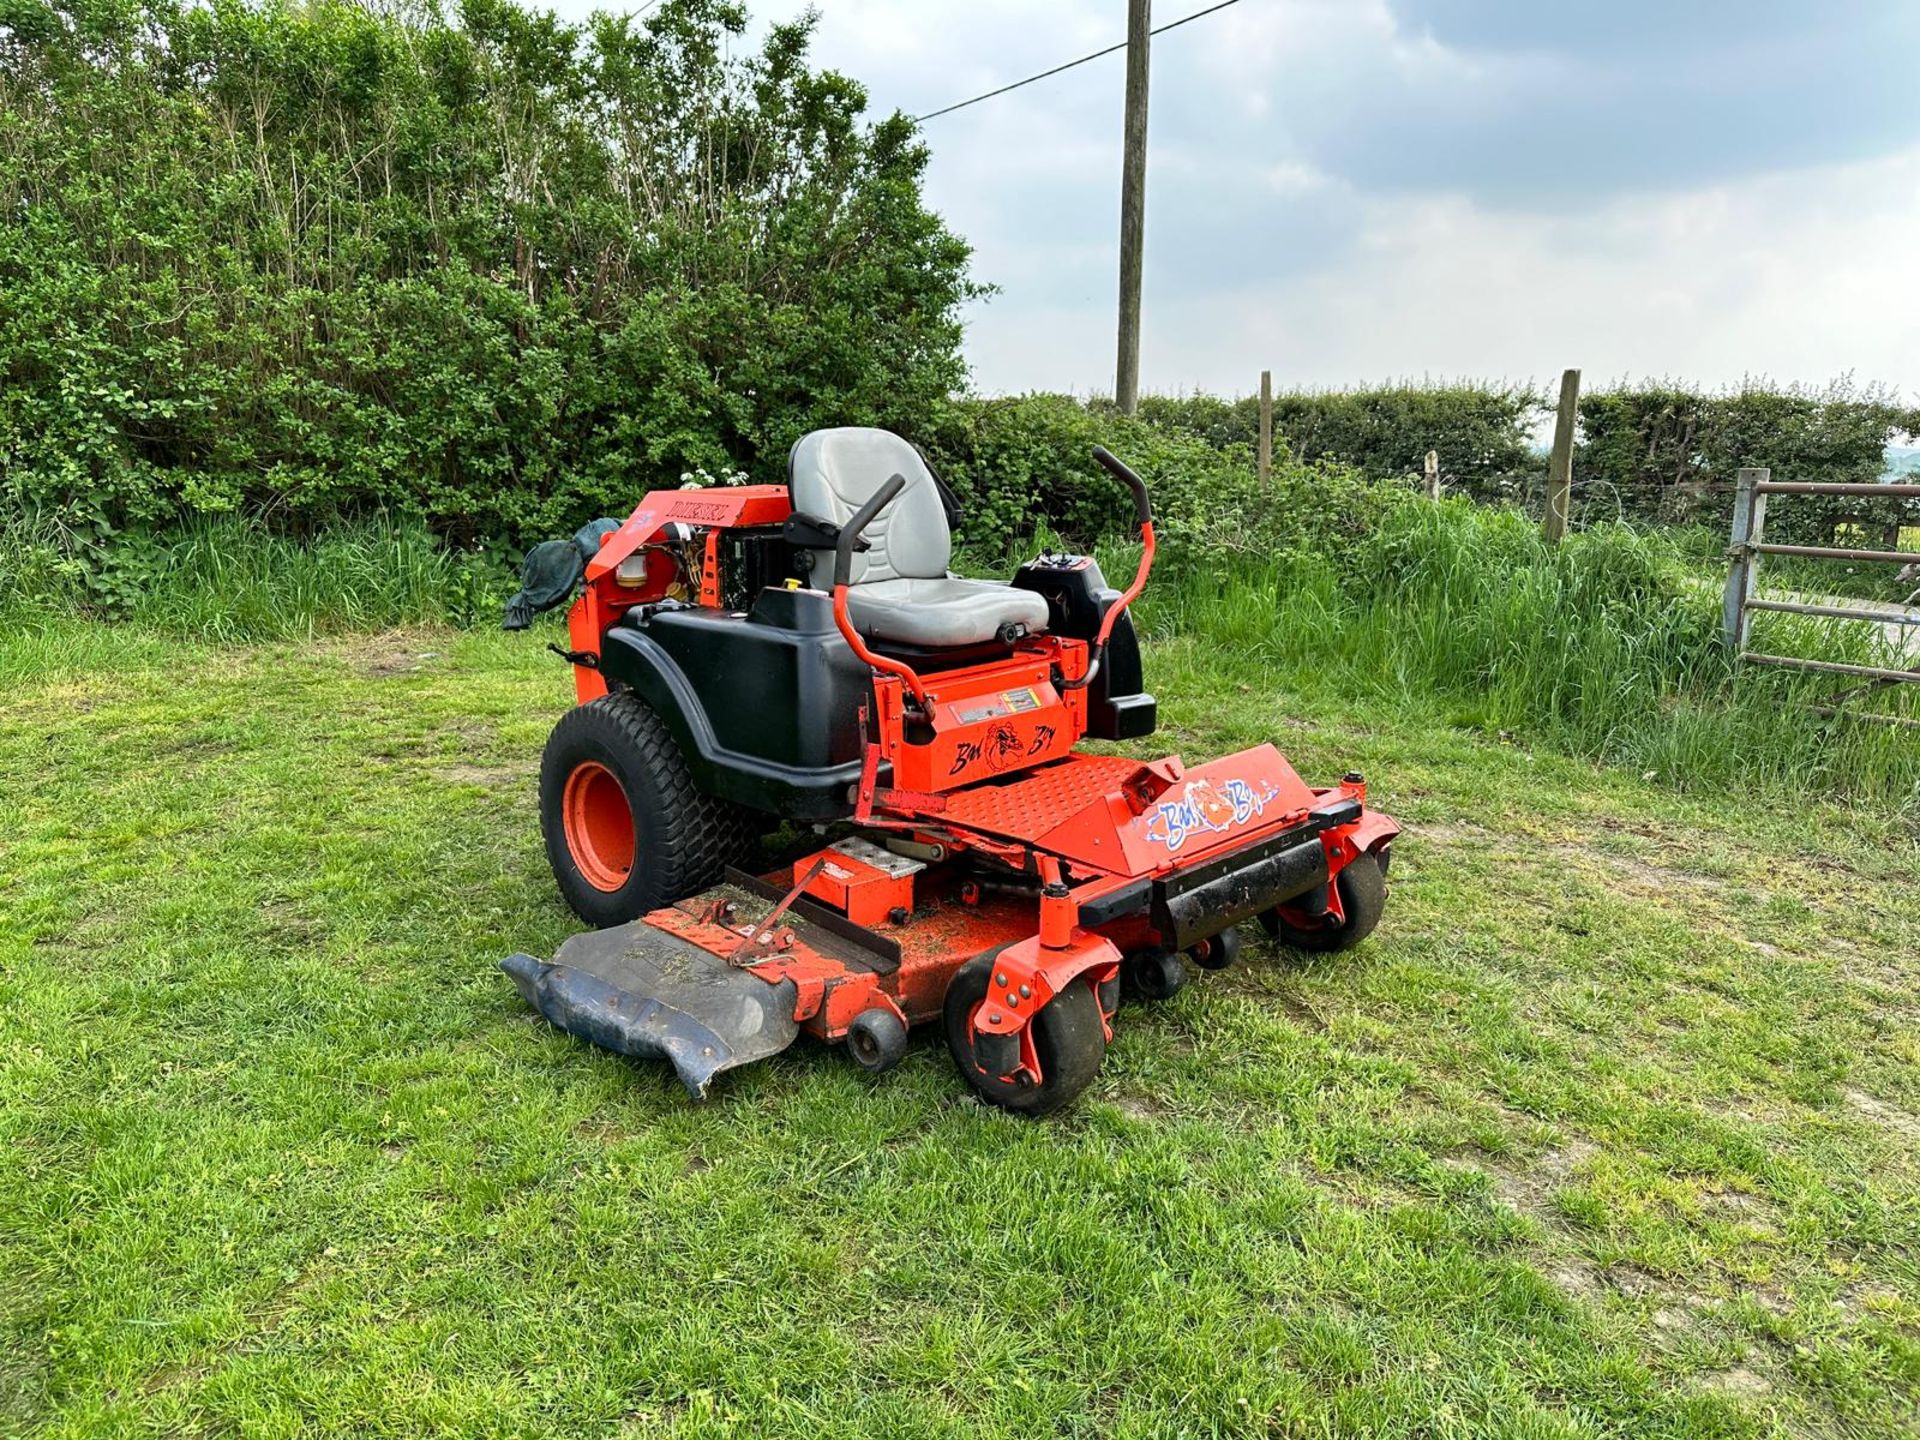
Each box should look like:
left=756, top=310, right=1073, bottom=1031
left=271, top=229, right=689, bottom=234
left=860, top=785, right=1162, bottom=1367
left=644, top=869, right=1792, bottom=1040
left=29, top=680, right=106, bottom=715
left=1543, top=1259, right=1605, bottom=1301
left=1403, top=818, right=1497, bottom=845
left=1105, top=1093, right=1166, bottom=1124
left=1700, top=1188, right=1775, bottom=1223
left=257, top=899, right=324, bottom=947
left=1841, top=1086, right=1920, bottom=1144
left=1410, top=815, right=1762, bottom=906
left=1271, top=984, right=1330, bottom=1033
left=1448, top=1134, right=1599, bottom=1218
left=435, top=762, right=528, bottom=788
left=1695, top=1363, right=1773, bottom=1399
left=362, top=651, right=430, bottom=678
left=0, top=1298, right=49, bottom=1433
left=1834, top=1281, right=1904, bottom=1321
left=1831, top=937, right=1920, bottom=1000
left=1208, top=963, right=1334, bottom=1034
left=1444, top=1137, right=1661, bottom=1311
left=317, top=630, right=450, bottom=679
left=139, top=1362, right=211, bottom=1397
left=1571, top=844, right=1752, bottom=899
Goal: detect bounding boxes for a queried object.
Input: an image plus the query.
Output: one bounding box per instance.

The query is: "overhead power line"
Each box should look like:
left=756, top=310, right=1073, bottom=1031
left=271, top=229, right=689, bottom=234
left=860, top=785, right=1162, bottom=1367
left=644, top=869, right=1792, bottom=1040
left=912, top=0, right=1244, bottom=123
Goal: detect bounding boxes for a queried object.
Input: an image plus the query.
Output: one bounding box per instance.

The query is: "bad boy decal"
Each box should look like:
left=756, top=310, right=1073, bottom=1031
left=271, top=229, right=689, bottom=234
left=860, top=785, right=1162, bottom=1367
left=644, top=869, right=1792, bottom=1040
left=1144, top=777, right=1282, bottom=852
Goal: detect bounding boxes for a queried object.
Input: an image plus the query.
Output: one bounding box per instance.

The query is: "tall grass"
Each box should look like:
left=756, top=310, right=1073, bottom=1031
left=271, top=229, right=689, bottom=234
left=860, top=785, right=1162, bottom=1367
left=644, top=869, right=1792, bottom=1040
left=1133, top=502, right=1920, bottom=811
left=5, top=502, right=1913, bottom=812
left=0, top=513, right=505, bottom=641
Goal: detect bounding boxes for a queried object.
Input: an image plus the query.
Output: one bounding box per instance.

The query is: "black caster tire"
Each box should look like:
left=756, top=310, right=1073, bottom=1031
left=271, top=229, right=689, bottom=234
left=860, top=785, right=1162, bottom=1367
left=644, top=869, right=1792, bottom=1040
left=540, top=693, right=756, bottom=928
left=847, top=1008, right=909, bottom=1074
left=944, top=948, right=1107, bottom=1116
left=1123, top=947, right=1187, bottom=1001
left=1188, top=926, right=1242, bottom=971
left=1270, top=851, right=1388, bottom=953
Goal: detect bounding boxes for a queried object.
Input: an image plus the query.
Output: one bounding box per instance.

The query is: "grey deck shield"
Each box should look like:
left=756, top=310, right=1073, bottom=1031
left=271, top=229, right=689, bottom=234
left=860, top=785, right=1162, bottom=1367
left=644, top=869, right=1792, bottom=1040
left=502, top=922, right=799, bottom=1099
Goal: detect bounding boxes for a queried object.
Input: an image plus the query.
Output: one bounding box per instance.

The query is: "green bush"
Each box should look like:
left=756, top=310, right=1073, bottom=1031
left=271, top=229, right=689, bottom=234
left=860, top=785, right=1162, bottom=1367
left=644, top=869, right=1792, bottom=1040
left=0, top=0, right=975, bottom=544
left=1131, top=382, right=1541, bottom=500
left=917, top=393, right=1418, bottom=565
left=1577, top=379, right=1920, bottom=538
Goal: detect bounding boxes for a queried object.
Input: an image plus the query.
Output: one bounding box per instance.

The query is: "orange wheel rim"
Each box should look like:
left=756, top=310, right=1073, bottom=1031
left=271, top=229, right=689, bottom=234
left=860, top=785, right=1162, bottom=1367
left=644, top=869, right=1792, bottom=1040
left=562, top=761, right=635, bottom=892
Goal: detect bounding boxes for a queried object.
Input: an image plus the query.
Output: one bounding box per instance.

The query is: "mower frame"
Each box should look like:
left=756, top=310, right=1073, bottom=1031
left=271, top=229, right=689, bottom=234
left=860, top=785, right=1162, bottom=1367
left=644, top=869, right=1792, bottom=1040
left=506, top=443, right=1399, bottom=1109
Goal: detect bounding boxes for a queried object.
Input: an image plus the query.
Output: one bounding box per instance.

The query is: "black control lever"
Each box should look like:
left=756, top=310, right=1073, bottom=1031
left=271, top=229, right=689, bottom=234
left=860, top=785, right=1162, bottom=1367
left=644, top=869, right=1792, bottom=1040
left=1092, top=445, right=1153, bottom=527
left=833, top=474, right=907, bottom=589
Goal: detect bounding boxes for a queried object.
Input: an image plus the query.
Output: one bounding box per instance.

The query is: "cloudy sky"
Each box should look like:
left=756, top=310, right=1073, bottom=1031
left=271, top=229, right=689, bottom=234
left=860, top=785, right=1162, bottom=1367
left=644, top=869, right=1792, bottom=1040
left=592, top=1, right=1920, bottom=402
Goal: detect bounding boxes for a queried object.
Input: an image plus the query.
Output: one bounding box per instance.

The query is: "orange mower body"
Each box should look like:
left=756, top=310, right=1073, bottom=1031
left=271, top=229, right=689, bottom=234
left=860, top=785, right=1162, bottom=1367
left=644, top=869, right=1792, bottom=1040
left=502, top=431, right=1398, bottom=1113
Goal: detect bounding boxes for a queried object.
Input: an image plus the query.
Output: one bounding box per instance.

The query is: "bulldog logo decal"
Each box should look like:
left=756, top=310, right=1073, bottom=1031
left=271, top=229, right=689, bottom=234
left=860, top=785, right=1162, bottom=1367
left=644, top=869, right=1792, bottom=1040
left=1144, top=777, right=1281, bottom=853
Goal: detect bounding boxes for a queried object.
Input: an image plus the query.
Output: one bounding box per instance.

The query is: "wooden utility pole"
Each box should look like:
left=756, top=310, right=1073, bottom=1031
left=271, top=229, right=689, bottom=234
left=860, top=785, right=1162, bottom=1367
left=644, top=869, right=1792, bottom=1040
left=1114, top=0, right=1151, bottom=414
left=1257, top=370, right=1273, bottom=484
left=1542, top=367, right=1580, bottom=544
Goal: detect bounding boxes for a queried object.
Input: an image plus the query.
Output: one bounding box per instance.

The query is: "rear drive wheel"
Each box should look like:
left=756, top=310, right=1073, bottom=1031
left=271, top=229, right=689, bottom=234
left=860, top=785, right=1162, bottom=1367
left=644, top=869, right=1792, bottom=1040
left=540, top=693, right=756, bottom=927
left=1268, top=851, right=1388, bottom=953
left=944, top=949, right=1107, bottom=1116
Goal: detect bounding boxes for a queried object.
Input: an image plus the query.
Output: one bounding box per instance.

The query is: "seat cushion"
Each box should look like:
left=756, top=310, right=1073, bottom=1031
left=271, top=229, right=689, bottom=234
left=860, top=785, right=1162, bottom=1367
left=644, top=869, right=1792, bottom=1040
left=845, top=577, right=1051, bottom=648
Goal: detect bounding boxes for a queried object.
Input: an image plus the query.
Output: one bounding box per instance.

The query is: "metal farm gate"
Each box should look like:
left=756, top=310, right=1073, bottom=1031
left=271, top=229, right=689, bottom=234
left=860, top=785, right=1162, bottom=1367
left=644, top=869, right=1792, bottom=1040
left=1722, top=467, right=1920, bottom=727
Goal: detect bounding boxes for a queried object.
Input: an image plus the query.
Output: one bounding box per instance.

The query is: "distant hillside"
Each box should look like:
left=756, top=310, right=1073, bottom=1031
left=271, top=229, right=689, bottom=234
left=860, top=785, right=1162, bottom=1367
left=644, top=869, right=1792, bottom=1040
left=1887, top=446, right=1920, bottom=479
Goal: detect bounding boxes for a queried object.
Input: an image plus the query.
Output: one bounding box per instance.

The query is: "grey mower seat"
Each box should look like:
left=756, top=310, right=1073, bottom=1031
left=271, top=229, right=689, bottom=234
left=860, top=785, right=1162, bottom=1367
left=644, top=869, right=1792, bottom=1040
left=789, top=427, right=1049, bottom=649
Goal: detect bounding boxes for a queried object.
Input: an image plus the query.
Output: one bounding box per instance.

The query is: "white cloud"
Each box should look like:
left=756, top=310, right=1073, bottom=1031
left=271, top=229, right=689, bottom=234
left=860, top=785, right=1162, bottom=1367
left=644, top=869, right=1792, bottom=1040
left=1262, top=162, right=1330, bottom=197
left=543, top=0, right=1920, bottom=404
left=1134, top=146, right=1920, bottom=400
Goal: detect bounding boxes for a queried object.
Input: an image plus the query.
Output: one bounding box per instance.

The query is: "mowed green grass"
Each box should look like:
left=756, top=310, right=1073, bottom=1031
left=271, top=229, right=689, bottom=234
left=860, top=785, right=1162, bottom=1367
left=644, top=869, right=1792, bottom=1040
left=2, top=622, right=1917, bottom=1439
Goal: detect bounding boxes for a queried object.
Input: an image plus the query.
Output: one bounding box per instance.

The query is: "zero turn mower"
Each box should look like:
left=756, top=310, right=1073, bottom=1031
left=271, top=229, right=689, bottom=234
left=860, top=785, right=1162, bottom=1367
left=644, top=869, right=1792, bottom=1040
left=502, top=428, right=1397, bottom=1113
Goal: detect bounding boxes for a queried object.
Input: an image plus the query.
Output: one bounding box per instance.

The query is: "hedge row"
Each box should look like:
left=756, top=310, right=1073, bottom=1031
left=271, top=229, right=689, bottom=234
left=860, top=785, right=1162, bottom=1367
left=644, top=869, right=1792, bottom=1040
left=916, top=396, right=1411, bottom=568
left=1576, top=383, right=1918, bottom=543
left=1134, top=384, right=1538, bottom=498
left=2, top=1, right=1911, bottom=563
left=0, top=0, right=974, bottom=543
left=1141, top=379, right=1919, bottom=541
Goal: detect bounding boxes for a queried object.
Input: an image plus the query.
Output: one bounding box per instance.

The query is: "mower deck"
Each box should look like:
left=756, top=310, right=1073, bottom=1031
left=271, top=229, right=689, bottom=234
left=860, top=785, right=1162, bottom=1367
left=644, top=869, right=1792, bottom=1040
left=505, top=744, right=1385, bottom=1099
left=509, top=865, right=1048, bottom=1097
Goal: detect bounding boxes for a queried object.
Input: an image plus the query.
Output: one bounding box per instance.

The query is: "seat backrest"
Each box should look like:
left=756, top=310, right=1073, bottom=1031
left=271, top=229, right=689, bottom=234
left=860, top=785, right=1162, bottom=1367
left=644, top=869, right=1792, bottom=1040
left=789, top=427, right=949, bottom=585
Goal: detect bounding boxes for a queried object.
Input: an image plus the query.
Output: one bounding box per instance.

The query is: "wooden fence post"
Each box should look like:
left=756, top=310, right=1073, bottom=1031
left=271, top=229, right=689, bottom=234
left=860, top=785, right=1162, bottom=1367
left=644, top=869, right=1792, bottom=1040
left=1257, top=369, right=1272, bottom=486
left=1542, top=368, right=1580, bottom=544
left=1721, top=466, right=1769, bottom=652
left=1424, top=450, right=1440, bottom=500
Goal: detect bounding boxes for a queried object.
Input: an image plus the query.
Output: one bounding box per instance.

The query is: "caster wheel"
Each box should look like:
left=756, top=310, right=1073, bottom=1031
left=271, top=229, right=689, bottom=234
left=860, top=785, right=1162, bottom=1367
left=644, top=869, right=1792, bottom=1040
left=1188, top=926, right=1242, bottom=971
left=1123, top=947, right=1187, bottom=1001
left=846, top=1007, right=909, bottom=1073
left=1268, top=851, right=1389, bottom=953
left=943, top=948, right=1107, bottom=1116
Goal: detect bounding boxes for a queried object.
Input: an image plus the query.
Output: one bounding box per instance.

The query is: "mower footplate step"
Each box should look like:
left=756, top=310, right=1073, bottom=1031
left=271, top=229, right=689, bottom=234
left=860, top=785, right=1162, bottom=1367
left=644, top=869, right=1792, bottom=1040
left=502, top=924, right=801, bottom=1100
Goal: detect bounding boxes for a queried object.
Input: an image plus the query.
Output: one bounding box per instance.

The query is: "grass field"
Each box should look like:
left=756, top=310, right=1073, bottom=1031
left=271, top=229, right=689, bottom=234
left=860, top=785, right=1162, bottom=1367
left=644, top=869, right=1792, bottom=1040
left=3, top=621, right=1918, bottom=1438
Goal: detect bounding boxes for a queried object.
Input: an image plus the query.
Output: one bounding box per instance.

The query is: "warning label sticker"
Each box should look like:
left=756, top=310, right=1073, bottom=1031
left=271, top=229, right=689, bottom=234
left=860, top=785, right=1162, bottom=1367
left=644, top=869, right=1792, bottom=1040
left=1000, top=687, right=1042, bottom=713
